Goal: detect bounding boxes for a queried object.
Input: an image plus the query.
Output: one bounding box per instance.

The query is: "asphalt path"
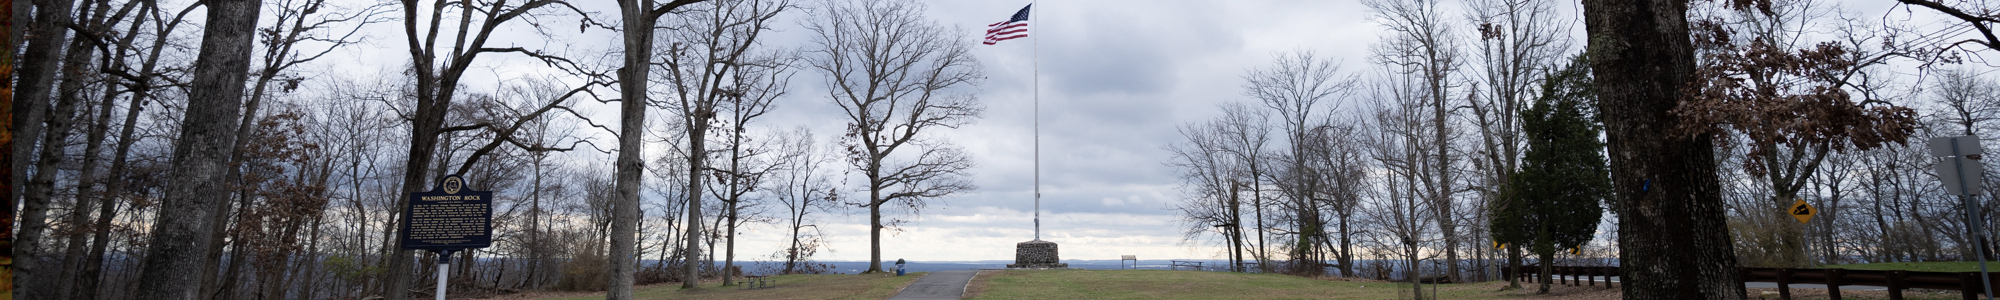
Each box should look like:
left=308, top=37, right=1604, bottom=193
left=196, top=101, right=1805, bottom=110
left=888, top=270, right=979, bottom=300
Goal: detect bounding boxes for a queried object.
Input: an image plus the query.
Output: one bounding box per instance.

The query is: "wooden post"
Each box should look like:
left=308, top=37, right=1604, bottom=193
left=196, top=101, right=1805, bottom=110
left=1962, top=272, right=1981, bottom=300
left=1827, top=268, right=1843, bottom=300
left=1777, top=268, right=1792, bottom=300
left=1890, top=270, right=1907, bottom=300
left=1739, top=268, right=1752, bottom=293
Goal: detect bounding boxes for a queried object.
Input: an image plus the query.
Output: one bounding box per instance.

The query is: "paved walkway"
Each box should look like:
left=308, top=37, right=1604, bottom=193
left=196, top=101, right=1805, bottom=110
left=888, top=270, right=979, bottom=300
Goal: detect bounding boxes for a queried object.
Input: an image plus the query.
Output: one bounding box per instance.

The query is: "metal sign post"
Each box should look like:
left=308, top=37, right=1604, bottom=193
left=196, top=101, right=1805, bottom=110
left=399, top=175, right=494, bottom=300
left=1930, top=135, right=1992, bottom=300
left=434, top=249, right=456, bottom=300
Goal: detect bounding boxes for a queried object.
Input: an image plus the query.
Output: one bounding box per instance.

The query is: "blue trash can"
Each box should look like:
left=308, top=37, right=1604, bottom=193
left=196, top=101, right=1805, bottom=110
left=895, top=259, right=907, bottom=276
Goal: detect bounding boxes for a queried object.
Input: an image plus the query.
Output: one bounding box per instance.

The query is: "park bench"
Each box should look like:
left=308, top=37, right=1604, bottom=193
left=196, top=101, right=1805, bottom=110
left=738, top=275, right=774, bottom=290
left=1170, top=260, right=1204, bottom=271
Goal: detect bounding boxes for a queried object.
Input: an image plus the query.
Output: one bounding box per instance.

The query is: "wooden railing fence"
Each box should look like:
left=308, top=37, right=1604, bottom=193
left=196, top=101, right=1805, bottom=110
left=1505, top=265, right=2000, bottom=300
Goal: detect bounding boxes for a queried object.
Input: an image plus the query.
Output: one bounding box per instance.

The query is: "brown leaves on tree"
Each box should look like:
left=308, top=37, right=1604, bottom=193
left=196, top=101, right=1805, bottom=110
left=1676, top=21, right=1919, bottom=177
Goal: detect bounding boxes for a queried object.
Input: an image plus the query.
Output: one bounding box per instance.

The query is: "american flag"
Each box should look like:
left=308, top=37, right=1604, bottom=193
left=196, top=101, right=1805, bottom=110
left=984, top=4, right=1030, bottom=45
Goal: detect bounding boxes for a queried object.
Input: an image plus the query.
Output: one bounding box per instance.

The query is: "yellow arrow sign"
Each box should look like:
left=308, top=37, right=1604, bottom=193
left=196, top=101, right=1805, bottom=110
left=1790, top=199, right=1816, bottom=224
left=1569, top=246, right=1581, bottom=255
left=1494, top=241, right=1505, bottom=249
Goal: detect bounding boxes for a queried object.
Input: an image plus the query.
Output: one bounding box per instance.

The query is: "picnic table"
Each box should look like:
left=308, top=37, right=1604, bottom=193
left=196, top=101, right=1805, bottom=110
left=1170, top=260, right=1204, bottom=271
left=739, top=275, right=774, bottom=290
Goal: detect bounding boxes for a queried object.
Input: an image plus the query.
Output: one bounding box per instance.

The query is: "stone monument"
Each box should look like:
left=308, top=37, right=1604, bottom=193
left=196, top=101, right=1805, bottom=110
left=1007, top=239, right=1067, bottom=269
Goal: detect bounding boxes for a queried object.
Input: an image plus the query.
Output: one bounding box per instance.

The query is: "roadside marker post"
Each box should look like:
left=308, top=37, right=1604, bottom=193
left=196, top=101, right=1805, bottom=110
left=398, top=175, right=494, bottom=300
left=1790, top=199, right=1815, bottom=224
left=1929, top=135, right=1992, bottom=300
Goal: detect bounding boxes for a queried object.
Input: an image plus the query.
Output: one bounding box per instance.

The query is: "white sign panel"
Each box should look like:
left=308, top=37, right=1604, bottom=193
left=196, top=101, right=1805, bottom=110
left=1938, top=156, right=1986, bottom=196
left=1930, top=135, right=1987, bottom=157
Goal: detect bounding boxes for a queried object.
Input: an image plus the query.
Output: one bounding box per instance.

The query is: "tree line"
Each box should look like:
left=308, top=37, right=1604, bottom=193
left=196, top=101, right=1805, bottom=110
left=3, top=0, right=982, bottom=299
left=1168, top=0, right=2000, bottom=298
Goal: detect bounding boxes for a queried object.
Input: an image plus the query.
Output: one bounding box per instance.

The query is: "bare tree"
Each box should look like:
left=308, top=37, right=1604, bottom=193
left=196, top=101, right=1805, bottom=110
left=1242, top=50, right=1355, bottom=276
left=1365, top=0, right=1466, bottom=281
left=768, top=127, right=840, bottom=274
left=77, top=2, right=203, bottom=297
left=1216, top=102, right=1275, bottom=271
left=19, top=0, right=139, bottom=297
left=654, top=0, right=787, bottom=287
left=803, top=0, right=982, bottom=273
left=1302, top=119, right=1369, bottom=277
left=131, top=0, right=262, bottom=299
left=1167, top=102, right=1263, bottom=273
left=12, top=0, right=75, bottom=227
left=385, top=0, right=631, bottom=297
left=200, top=1, right=387, bottom=296
left=1365, top=57, right=1443, bottom=298
left=1464, top=0, right=1572, bottom=285
left=1930, top=68, right=2000, bottom=136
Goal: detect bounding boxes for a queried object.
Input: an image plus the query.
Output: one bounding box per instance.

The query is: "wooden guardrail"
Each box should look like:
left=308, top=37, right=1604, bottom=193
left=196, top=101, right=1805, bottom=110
left=1505, top=265, right=2000, bottom=300
left=1504, top=266, right=1618, bottom=289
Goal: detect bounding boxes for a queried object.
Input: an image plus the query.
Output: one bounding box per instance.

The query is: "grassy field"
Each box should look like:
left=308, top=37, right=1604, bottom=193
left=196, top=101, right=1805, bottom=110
left=510, top=269, right=1988, bottom=300
left=515, top=270, right=1630, bottom=300
left=1825, top=261, right=2000, bottom=272
left=963, top=269, right=1616, bottom=299
left=534, top=273, right=921, bottom=300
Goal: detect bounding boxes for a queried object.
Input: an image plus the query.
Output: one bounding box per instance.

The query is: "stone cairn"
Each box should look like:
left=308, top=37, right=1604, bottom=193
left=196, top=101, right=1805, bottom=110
left=1007, top=240, right=1068, bottom=269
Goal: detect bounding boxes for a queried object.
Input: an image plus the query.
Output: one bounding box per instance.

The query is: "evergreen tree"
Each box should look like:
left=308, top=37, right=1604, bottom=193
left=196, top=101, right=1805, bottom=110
left=1491, top=55, right=1609, bottom=294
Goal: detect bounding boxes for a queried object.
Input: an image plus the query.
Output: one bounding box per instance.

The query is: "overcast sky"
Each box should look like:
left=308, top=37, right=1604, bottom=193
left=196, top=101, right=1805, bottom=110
left=310, top=0, right=1948, bottom=262
left=754, top=0, right=1396, bottom=262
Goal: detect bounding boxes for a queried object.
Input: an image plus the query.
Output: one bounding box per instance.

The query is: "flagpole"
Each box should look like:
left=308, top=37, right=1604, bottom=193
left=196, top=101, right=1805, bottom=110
left=1031, top=1, right=1041, bottom=242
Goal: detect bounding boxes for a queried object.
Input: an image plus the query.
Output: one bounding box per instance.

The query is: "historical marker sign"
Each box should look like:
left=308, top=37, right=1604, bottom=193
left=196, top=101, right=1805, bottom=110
left=1789, top=199, right=1816, bottom=224
left=400, top=175, right=493, bottom=251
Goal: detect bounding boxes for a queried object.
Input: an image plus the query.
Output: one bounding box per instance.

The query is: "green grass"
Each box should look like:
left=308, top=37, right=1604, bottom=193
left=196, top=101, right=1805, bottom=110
left=965, top=269, right=1535, bottom=300
left=1824, top=261, right=2000, bottom=273
left=542, top=272, right=921, bottom=300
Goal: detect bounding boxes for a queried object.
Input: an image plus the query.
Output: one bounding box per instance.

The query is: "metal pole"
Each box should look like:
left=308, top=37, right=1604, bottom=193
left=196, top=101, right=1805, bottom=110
left=1954, top=139, right=1993, bottom=300
left=1031, top=1, right=1040, bottom=242
left=435, top=250, right=455, bottom=300
left=1967, top=193, right=1992, bottom=300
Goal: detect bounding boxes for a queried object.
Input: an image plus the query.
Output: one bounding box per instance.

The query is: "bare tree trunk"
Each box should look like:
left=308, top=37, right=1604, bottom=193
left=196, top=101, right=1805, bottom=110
left=12, top=1, right=74, bottom=245
left=81, top=28, right=159, bottom=298
left=675, top=40, right=711, bottom=290
left=1507, top=244, right=1522, bottom=288
left=17, top=2, right=97, bottom=296
left=611, top=0, right=653, bottom=295
left=1231, top=182, right=1244, bottom=272
left=1581, top=0, right=1744, bottom=298
left=1537, top=248, right=1554, bottom=293
left=130, top=0, right=261, bottom=298
left=57, top=65, right=121, bottom=300
left=1252, top=166, right=1267, bottom=272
